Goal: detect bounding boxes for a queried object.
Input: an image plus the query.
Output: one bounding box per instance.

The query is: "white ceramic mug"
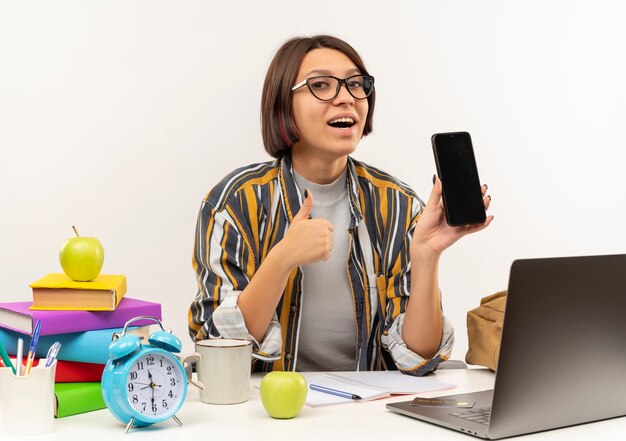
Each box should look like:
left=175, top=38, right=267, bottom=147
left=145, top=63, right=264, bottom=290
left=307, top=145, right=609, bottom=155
left=182, top=339, right=253, bottom=405
left=0, top=360, right=56, bottom=436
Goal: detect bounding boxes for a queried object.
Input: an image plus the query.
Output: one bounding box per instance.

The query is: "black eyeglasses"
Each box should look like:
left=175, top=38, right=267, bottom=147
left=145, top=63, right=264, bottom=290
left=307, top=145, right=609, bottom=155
left=291, top=74, right=375, bottom=101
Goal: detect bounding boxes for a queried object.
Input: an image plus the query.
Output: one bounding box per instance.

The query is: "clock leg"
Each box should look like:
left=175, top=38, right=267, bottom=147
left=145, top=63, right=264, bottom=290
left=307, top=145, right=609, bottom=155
left=172, top=415, right=183, bottom=427
left=124, top=417, right=136, bottom=434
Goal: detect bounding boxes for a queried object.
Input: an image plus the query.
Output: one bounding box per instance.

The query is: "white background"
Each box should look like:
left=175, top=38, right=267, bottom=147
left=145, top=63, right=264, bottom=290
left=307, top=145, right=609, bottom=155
left=1, top=0, right=625, bottom=361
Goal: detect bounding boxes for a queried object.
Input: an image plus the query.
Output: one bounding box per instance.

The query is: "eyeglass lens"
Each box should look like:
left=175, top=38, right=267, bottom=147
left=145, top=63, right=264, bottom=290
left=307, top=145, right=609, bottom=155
left=307, top=75, right=373, bottom=101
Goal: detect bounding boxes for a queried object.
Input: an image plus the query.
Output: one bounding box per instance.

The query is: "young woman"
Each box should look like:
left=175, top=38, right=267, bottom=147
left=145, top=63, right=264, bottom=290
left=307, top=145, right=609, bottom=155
left=188, top=35, right=492, bottom=375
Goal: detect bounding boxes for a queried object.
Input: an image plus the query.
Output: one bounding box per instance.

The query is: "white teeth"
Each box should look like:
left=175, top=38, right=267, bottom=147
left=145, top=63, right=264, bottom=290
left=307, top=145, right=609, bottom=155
left=328, top=117, right=355, bottom=125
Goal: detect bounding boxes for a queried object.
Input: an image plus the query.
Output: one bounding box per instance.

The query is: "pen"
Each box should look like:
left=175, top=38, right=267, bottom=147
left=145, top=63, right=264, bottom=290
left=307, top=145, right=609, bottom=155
left=45, top=342, right=62, bottom=368
left=0, top=341, right=16, bottom=375
left=16, top=338, right=23, bottom=376
left=25, top=320, right=42, bottom=376
left=310, top=384, right=362, bottom=400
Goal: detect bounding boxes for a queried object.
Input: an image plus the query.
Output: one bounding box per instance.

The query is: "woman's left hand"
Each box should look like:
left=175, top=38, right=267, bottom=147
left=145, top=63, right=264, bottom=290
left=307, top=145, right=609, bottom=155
left=411, top=176, right=493, bottom=259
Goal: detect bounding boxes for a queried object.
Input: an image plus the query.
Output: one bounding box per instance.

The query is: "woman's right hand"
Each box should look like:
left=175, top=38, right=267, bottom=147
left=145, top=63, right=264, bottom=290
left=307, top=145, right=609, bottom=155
left=237, top=190, right=332, bottom=341
left=275, top=191, right=334, bottom=269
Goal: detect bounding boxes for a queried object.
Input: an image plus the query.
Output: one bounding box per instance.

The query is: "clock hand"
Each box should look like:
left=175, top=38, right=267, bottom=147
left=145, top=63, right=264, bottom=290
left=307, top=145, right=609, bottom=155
left=146, top=370, right=157, bottom=393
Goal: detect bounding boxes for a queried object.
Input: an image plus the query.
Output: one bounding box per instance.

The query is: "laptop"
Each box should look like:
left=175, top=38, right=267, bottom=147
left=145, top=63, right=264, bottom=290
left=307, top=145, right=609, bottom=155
left=387, top=254, right=626, bottom=439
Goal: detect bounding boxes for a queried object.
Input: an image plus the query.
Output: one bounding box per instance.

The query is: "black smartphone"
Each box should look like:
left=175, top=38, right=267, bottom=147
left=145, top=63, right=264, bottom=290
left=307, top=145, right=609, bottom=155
left=431, top=131, right=486, bottom=226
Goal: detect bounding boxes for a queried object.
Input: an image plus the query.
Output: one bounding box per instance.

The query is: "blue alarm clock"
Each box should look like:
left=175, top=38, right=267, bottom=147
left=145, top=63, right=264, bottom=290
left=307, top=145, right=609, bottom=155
left=101, top=316, right=188, bottom=433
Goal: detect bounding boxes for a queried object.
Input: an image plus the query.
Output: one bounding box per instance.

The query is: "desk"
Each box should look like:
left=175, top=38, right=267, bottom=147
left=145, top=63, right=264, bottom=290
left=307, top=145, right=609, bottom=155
left=1, top=369, right=622, bottom=440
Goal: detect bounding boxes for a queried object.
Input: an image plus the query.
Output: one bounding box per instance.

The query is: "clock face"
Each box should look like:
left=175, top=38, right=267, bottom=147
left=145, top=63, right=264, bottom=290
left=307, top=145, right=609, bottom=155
left=125, top=351, right=185, bottom=419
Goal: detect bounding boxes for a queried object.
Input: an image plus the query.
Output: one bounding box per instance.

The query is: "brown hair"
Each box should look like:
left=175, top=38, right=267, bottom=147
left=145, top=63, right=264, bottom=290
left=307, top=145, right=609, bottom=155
left=261, top=35, right=376, bottom=158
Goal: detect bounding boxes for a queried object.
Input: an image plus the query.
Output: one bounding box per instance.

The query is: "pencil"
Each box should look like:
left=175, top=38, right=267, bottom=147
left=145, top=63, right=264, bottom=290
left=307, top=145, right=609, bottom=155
left=0, top=342, right=16, bottom=375
left=16, top=338, right=23, bottom=376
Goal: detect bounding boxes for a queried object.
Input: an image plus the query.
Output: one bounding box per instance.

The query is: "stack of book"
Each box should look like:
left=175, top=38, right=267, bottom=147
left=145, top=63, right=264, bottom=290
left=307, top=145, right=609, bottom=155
left=0, top=273, right=161, bottom=418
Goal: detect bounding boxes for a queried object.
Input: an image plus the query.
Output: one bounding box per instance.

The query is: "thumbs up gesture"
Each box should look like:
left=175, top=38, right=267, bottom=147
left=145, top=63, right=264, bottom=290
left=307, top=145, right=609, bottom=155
left=280, top=190, right=334, bottom=268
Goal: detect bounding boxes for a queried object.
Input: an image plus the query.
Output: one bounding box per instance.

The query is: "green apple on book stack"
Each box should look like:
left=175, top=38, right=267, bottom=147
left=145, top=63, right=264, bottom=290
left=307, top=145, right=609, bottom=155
left=59, top=226, right=104, bottom=282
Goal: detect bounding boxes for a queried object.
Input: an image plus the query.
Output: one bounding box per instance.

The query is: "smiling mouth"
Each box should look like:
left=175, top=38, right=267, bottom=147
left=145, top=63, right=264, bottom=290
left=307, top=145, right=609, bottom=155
left=327, top=117, right=356, bottom=129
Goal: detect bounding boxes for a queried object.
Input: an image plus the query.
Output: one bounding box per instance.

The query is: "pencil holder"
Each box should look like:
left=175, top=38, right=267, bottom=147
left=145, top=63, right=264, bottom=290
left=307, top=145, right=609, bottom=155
left=0, top=359, right=57, bottom=436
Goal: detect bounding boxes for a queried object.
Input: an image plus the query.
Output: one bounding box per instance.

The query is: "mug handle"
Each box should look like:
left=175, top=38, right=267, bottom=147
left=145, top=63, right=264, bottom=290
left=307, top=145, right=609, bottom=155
left=180, top=352, right=204, bottom=390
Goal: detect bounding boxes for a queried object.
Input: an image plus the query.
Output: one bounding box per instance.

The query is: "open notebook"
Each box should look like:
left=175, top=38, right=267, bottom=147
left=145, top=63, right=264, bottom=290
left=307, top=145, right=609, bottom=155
left=303, top=371, right=455, bottom=407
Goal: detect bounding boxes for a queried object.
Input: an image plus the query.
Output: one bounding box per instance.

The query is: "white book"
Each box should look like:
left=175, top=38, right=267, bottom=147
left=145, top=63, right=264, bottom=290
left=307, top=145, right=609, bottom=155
left=303, top=371, right=455, bottom=407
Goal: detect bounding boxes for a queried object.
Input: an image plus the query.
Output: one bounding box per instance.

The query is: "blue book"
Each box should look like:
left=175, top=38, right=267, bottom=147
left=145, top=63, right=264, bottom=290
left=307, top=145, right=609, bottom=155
left=0, top=325, right=149, bottom=364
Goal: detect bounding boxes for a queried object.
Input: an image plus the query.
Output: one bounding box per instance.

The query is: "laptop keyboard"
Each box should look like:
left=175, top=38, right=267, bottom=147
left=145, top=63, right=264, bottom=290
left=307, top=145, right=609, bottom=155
left=449, top=407, right=491, bottom=425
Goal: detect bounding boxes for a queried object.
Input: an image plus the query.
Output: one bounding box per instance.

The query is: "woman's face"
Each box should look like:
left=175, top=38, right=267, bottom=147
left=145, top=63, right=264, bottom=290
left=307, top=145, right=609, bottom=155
left=291, top=48, right=369, bottom=161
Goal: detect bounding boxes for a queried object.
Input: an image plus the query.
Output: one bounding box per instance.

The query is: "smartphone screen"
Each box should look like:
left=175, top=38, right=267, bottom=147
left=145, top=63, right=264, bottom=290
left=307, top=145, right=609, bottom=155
left=431, top=131, right=486, bottom=226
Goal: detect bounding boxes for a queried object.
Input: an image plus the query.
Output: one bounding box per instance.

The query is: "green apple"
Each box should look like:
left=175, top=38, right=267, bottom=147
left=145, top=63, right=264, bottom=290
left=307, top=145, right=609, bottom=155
left=59, top=226, right=104, bottom=282
left=259, top=371, right=307, bottom=419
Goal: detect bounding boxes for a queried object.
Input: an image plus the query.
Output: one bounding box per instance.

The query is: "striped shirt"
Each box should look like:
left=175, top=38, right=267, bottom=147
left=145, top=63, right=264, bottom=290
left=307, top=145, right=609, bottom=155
left=188, top=153, right=454, bottom=375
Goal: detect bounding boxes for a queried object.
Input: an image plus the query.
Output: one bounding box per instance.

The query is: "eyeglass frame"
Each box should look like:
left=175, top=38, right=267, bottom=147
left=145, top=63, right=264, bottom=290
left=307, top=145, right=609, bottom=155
left=291, top=74, right=375, bottom=102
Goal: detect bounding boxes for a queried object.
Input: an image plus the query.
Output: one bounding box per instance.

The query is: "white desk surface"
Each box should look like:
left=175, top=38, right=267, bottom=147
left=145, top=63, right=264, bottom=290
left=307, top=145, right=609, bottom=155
left=1, top=368, right=623, bottom=440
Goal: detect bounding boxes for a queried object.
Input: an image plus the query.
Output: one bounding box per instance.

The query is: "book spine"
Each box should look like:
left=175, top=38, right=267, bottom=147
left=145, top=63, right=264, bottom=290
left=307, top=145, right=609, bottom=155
left=54, top=360, right=105, bottom=383
left=54, top=382, right=106, bottom=418
left=31, top=303, right=161, bottom=335
left=0, top=326, right=144, bottom=364
left=11, top=357, right=105, bottom=382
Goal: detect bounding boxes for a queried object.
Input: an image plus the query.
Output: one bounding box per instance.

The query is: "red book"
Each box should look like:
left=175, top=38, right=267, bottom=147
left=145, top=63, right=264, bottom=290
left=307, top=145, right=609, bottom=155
left=10, top=358, right=105, bottom=383
left=54, top=360, right=105, bottom=383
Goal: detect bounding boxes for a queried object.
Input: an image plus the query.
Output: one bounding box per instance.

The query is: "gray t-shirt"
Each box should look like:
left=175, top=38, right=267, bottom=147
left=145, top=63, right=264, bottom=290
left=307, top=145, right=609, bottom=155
left=293, top=167, right=357, bottom=371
